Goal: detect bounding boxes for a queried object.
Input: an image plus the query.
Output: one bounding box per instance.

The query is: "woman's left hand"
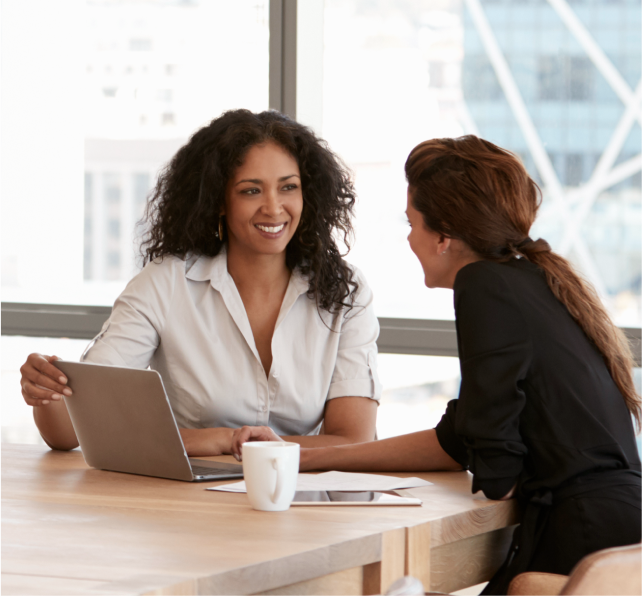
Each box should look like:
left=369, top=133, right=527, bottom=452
left=230, top=425, right=283, bottom=461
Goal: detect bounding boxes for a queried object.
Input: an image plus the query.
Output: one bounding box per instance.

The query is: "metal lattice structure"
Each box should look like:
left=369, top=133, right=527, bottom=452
left=464, top=0, right=641, bottom=304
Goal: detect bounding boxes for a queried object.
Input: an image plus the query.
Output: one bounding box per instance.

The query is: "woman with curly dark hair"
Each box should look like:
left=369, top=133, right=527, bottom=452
left=19, top=109, right=380, bottom=455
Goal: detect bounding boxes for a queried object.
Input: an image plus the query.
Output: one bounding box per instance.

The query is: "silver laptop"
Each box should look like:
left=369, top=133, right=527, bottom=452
left=53, top=360, right=243, bottom=482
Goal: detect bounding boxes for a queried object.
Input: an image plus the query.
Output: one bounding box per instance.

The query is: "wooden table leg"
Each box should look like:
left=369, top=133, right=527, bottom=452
left=405, top=523, right=432, bottom=590
left=363, top=528, right=406, bottom=595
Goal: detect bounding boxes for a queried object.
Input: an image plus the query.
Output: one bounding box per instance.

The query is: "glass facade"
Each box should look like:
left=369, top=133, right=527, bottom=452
left=322, top=0, right=641, bottom=326
left=463, top=0, right=641, bottom=326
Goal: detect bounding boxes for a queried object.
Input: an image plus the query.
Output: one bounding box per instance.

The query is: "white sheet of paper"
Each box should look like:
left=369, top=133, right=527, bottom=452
left=206, top=471, right=432, bottom=493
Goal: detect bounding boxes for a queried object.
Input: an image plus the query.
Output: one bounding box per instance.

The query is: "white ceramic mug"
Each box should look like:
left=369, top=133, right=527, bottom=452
left=242, top=441, right=300, bottom=512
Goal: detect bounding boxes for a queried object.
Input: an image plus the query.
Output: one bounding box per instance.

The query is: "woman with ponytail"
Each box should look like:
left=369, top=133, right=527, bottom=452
left=239, top=135, right=641, bottom=594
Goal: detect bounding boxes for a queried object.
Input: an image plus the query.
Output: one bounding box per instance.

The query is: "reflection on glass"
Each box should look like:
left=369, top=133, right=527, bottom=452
left=2, top=0, right=269, bottom=307
left=323, top=0, right=641, bottom=325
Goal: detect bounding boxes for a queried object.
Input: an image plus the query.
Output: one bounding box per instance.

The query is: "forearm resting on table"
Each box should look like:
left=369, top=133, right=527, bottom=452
left=34, top=400, right=79, bottom=451
left=282, top=395, right=378, bottom=448
left=300, top=428, right=463, bottom=473
left=186, top=429, right=368, bottom=457
left=281, top=433, right=372, bottom=448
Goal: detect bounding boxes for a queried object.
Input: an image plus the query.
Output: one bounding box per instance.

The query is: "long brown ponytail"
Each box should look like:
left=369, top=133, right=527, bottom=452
left=405, top=135, right=641, bottom=430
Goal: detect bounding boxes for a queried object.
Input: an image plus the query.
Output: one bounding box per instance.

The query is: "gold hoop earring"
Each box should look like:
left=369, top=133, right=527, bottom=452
left=218, top=217, right=225, bottom=241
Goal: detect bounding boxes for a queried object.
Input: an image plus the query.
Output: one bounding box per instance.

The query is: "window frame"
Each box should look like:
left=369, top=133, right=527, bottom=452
left=2, top=302, right=640, bottom=366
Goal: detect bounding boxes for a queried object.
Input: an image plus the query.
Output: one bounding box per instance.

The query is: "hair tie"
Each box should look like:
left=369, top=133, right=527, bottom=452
left=489, top=237, right=552, bottom=262
left=517, top=237, right=551, bottom=254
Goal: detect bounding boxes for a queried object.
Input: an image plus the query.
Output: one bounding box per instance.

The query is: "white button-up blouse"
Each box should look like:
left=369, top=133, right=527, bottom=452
left=82, top=251, right=381, bottom=436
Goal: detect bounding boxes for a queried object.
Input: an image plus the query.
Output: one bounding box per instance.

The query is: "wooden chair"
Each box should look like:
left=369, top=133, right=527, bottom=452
left=507, top=543, right=642, bottom=596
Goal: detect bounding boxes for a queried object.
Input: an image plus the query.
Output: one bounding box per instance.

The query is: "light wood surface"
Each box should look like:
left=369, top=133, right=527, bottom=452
left=430, top=526, right=517, bottom=593
left=2, top=444, right=519, bottom=595
left=256, top=566, right=364, bottom=595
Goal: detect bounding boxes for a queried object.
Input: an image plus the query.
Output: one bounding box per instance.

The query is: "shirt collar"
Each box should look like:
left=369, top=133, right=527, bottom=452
left=184, top=249, right=229, bottom=290
left=185, top=248, right=310, bottom=298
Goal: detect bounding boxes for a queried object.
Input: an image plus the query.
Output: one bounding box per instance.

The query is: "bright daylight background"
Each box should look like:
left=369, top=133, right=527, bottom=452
left=2, top=0, right=640, bottom=445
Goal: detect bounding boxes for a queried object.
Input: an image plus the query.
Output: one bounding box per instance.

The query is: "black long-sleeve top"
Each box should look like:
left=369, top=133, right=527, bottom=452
left=435, top=258, right=641, bottom=501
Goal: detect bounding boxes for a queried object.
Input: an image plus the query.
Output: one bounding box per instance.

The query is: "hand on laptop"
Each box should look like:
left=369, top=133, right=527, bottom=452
left=230, top=425, right=283, bottom=461
left=20, top=354, right=72, bottom=407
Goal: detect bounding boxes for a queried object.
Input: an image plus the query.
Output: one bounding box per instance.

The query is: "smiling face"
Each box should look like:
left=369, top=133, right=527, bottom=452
left=223, top=142, right=303, bottom=259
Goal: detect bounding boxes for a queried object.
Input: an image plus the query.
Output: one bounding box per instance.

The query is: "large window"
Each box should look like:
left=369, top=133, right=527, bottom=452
left=322, top=0, right=464, bottom=320
left=321, top=0, right=641, bottom=326
left=2, top=0, right=269, bottom=307
left=3, top=0, right=638, bottom=320
left=2, top=0, right=640, bottom=446
left=1, top=0, right=270, bottom=444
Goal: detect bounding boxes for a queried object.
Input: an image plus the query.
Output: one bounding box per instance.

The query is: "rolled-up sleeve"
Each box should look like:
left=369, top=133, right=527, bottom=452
left=327, top=270, right=381, bottom=402
left=435, top=400, right=470, bottom=468
left=454, top=263, right=531, bottom=500
left=82, top=258, right=176, bottom=369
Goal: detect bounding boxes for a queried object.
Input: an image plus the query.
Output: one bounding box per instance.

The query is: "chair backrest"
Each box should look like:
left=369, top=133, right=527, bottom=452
left=561, top=543, right=641, bottom=596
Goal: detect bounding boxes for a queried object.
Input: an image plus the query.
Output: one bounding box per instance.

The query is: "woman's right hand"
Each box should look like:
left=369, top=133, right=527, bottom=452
left=20, top=353, right=72, bottom=407
left=230, top=425, right=284, bottom=461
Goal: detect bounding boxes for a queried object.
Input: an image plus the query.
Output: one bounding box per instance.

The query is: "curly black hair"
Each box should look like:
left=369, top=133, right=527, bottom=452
left=140, top=109, right=359, bottom=314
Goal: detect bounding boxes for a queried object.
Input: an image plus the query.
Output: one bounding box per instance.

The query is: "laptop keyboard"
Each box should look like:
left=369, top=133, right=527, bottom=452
left=191, top=465, right=242, bottom=477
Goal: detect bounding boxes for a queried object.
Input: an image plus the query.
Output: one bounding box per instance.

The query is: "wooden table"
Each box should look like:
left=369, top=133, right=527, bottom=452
left=2, top=444, right=519, bottom=595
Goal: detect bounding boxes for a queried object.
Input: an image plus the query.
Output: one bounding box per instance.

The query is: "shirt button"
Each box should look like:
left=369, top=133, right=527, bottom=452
left=262, top=405, right=268, bottom=412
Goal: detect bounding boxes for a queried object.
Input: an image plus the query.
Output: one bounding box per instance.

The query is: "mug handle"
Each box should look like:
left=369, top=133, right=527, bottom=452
left=271, top=457, right=286, bottom=503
